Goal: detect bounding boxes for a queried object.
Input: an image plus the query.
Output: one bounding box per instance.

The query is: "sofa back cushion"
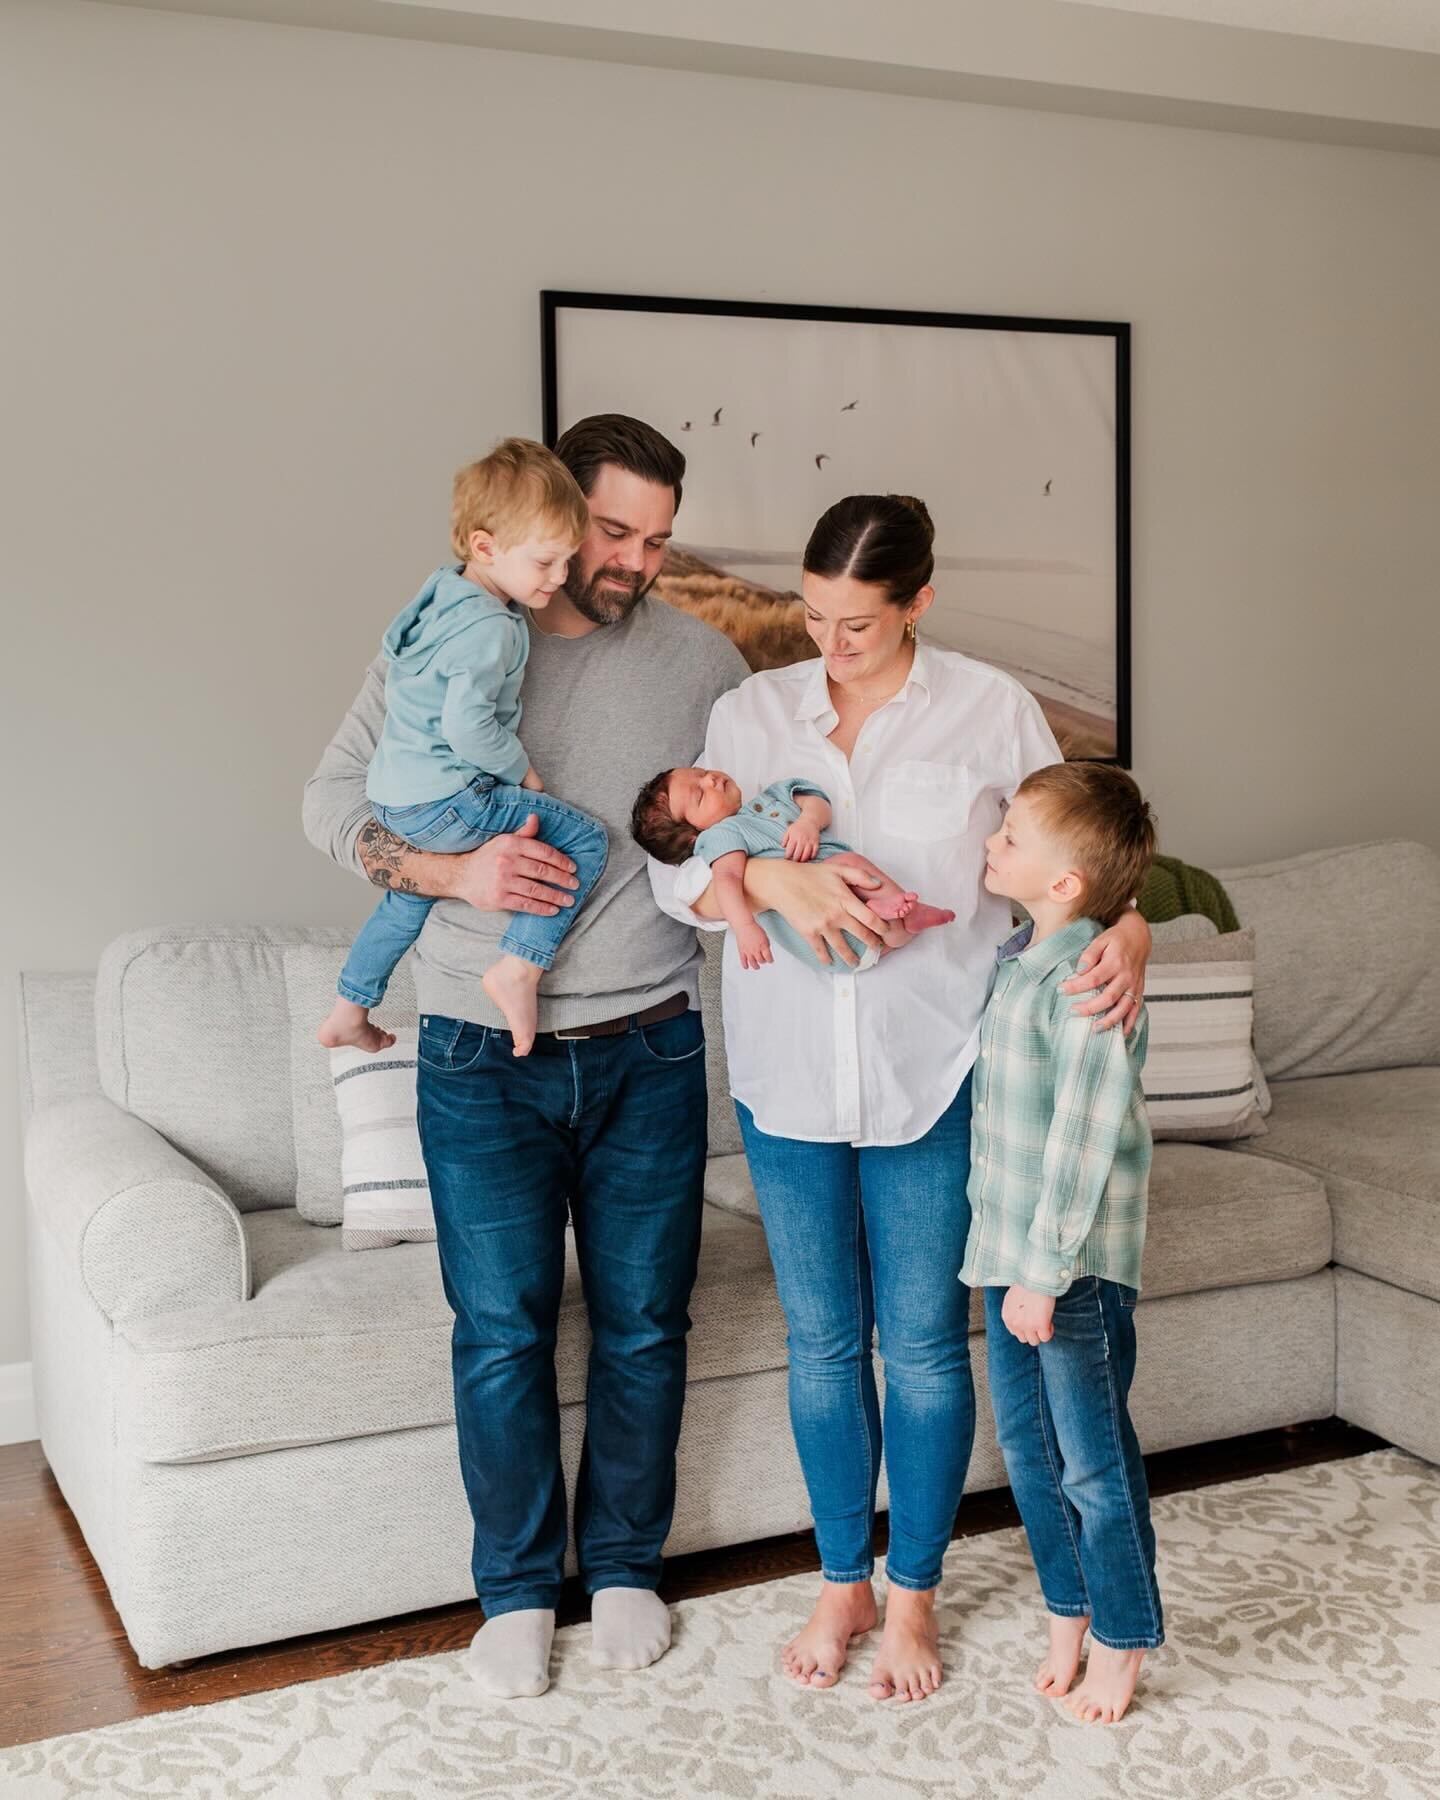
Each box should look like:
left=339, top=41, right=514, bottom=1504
left=96, top=925, right=355, bottom=1211
left=1217, top=840, right=1440, bottom=1080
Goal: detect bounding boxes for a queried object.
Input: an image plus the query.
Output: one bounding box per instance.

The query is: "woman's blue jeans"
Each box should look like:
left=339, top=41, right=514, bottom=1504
left=736, top=1075, right=976, bottom=1591
left=984, top=1277, right=1164, bottom=1650
left=337, top=777, right=608, bottom=1008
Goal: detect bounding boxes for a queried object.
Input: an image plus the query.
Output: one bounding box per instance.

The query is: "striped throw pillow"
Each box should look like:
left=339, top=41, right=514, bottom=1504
left=1141, top=928, right=1267, bottom=1141
left=329, top=1030, right=436, bottom=1250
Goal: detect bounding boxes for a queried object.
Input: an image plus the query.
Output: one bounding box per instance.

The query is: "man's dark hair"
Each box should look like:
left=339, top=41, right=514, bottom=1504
left=629, top=769, right=700, bottom=865
left=554, top=414, right=685, bottom=510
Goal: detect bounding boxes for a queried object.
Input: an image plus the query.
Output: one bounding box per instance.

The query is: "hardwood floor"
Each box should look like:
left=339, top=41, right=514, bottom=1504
left=0, top=1419, right=1387, bottom=1750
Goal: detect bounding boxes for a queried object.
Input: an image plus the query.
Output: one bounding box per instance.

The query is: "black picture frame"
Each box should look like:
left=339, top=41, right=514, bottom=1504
left=542, top=290, right=1131, bottom=765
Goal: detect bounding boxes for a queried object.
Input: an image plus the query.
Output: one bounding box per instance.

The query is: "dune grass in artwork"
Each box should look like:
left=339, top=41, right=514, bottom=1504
left=654, top=547, right=1113, bottom=761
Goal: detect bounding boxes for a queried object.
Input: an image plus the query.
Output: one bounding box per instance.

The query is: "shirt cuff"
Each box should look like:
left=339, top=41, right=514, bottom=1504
left=1017, top=1235, right=1075, bottom=1297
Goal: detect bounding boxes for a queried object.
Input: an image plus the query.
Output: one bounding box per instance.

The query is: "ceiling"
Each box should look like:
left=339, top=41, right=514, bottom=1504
left=1063, top=1, right=1440, bottom=56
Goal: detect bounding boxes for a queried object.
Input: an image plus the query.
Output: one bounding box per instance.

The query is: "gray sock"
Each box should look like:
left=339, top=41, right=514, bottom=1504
left=467, top=1609, right=555, bottom=1699
left=590, top=1587, right=672, bottom=1671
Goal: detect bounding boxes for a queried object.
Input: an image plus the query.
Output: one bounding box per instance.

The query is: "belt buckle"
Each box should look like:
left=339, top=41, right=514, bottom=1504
left=550, top=1022, right=593, bottom=1041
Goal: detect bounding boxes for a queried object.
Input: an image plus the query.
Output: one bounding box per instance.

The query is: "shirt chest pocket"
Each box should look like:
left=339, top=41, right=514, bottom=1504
left=879, top=760, right=977, bottom=842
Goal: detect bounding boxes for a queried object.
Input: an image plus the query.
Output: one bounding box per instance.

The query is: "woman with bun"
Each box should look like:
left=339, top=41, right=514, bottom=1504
left=648, top=495, right=1152, bottom=1704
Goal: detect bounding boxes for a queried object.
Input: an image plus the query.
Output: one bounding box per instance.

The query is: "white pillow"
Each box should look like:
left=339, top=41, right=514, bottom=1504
left=329, top=1030, right=436, bottom=1251
left=1142, top=928, right=1267, bottom=1142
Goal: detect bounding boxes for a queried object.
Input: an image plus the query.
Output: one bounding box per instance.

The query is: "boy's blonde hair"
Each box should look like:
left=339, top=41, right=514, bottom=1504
left=1015, top=763, right=1157, bottom=928
left=450, top=437, right=590, bottom=561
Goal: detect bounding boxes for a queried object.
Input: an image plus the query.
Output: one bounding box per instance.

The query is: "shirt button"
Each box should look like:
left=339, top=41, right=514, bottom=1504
left=976, top=1101, right=986, bottom=1113
left=1058, top=1268, right=1070, bottom=1279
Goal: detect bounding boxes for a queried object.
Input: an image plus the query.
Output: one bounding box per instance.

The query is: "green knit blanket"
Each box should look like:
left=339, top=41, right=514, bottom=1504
left=1137, top=854, right=1239, bottom=934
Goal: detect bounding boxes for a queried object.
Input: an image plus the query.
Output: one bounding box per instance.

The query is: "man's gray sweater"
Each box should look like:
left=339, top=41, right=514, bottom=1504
left=303, top=597, right=748, bottom=1032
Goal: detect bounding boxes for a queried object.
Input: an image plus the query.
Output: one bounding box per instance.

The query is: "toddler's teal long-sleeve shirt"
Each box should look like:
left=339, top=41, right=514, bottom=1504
left=366, top=565, right=531, bottom=806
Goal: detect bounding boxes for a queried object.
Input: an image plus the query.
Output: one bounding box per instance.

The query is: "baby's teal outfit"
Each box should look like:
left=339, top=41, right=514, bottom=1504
left=695, top=779, right=875, bottom=974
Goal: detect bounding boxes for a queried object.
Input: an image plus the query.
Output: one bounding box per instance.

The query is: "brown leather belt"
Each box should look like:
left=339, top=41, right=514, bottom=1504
left=546, top=990, right=690, bottom=1041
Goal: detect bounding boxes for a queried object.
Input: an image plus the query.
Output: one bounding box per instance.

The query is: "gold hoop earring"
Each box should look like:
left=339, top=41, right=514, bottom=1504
left=905, top=617, right=918, bottom=642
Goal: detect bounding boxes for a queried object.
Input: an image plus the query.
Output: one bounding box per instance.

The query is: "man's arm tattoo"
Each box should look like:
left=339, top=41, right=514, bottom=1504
left=357, top=818, right=421, bottom=893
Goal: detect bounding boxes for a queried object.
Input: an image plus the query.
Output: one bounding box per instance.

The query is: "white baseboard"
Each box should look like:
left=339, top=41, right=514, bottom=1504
left=0, top=1362, right=38, bottom=1446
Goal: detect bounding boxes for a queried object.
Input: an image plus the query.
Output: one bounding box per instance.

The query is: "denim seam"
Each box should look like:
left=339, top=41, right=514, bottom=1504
left=849, top=1162, right=877, bottom=1578
left=884, top=1566, right=941, bottom=1594
left=821, top=1565, right=875, bottom=1584
left=1035, top=1350, right=1089, bottom=1607
left=1089, top=1626, right=1165, bottom=1651
left=1093, top=1282, right=1163, bottom=1644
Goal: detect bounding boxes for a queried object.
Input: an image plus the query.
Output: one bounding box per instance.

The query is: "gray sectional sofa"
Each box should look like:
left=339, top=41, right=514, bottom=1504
left=16, top=838, right=1439, bottom=1668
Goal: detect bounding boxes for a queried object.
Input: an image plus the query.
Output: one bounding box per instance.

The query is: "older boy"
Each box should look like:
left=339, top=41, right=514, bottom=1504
left=960, top=762, right=1163, bottom=1724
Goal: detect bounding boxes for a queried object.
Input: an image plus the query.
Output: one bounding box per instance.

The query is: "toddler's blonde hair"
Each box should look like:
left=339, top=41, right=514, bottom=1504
left=450, top=436, right=590, bottom=561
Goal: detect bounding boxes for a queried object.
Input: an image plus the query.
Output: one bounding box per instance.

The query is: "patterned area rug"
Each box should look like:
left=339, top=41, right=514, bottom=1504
left=4, top=1450, right=1437, bottom=1799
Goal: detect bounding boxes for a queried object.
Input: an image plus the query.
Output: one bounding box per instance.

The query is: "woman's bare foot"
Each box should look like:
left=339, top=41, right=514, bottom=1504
left=318, top=999, right=396, bottom=1054
left=781, top=1580, right=878, bottom=1689
left=482, top=955, right=544, bottom=1056
left=868, top=1586, right=943, bottom=1704
left=1063, top=1644, right=1146, bottom=1723
left=1035, top=1613, right=1089, bottom=1698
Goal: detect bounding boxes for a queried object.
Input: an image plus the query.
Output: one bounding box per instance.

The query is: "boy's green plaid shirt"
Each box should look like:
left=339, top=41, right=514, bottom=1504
left=959, top=916, right=1153, bottom=1298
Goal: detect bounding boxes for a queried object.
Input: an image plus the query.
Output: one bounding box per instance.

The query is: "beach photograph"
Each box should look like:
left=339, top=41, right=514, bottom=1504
left=546, top=299, right=1127, bottom=760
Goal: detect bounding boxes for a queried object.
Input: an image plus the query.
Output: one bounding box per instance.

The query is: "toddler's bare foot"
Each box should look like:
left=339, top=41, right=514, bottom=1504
left=1035, top=1613, right=1089, bottom=1698
left=318, top=999, right=396, bottom=1054
left=781, top=1580, right=877, bottom=1690
left=482, top=956, right=543, bottom=1056
left=903, top=902, right=956, bottom=933
left=1064, top=1643, right=1146, bottom=1723
left=868, top=1587, right=943, bottom=1704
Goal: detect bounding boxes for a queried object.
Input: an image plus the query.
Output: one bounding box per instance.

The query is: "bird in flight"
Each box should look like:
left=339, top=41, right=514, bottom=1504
left=1043, top=479, right=1053, bottom=496
left=750, top=432, right=761, bottom=447
left=711, top=407, right=723, bottom=426
left=841, top=400, right=858, bottom=411
left=815, top=453, right=830, bottom=470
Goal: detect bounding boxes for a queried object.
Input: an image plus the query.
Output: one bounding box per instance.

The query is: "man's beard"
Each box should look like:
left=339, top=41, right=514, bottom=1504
left=565, top=560, right=654, bottom=626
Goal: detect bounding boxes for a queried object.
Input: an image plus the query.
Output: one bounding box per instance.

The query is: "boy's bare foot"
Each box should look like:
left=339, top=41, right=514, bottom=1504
left=781, top=1580, right=877, bottom=1689
left=482, top=955, right=544, bottom=1056
left=318, top=999, right=396, bottom=1054
left=903, top=903, right=956, bottom=933
left=1063, top=1643, right=1146, bottom=1723
left=1035, top=1613, right=1089, bottom=1698
left=868, top=1586, right=943, bottom=1704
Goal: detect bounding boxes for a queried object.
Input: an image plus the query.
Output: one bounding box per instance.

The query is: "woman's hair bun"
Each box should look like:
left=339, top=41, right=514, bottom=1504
left=888, top=494, right=934, bottom=537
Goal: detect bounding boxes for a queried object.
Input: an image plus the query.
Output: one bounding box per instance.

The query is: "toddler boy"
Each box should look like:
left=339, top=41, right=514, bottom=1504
left=960, top=762, right=1162, bottom=1724
left=318, top=438, right=608, bottom=1057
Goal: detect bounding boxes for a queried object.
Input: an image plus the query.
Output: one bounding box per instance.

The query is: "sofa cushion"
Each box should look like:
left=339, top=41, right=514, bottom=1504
left=116, top=1199, right=783, bottom=1465
left=1217, top=840, right=1440, bottom=1081
left=1142, top=930, right=1266, bottom=1141
left=96, top=926, right=355, bottom=1212
left=1233, top=1067, right=1440, bottom=1303
left=330, top=1030, right=436, bottom=1251
left=283, top=943, right=419, bottom=1226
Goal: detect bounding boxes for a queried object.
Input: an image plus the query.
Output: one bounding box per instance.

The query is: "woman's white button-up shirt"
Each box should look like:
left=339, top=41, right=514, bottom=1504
left=648, top=643, right=1063, bottom=1147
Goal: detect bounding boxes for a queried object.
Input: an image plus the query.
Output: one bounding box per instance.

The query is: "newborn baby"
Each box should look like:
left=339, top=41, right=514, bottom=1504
left=631, top=767, right=955, bottom=972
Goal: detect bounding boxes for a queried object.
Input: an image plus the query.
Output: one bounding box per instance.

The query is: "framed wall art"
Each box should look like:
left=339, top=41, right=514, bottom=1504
left=542, top=291, right=1130, bottom=762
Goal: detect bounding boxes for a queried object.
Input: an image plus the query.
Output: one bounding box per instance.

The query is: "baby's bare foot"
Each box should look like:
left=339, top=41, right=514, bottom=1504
left=483, top=956, right=543, bottom=1056
left=868, top=1588, right=943, bottom=1704
left=781, top=1580, right=877, bottom=1690
left=903, top=903, right=956, bottom=933
left=1064, top=1643, right=1146, bottom=1723
left=318, top=999, right=396, bottom=1053
left=867, top=889, right=919, bottom=922
left=1035, top=1613, right=1089, bottom=1698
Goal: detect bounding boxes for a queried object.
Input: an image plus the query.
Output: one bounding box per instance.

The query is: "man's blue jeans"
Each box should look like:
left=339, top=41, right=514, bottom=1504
left=416, top=1006, right=707, bottom=1618
left=337, top=778, right=608, bottom=1008
left=983, top=1277, right=1165, bottom=1650
left=735, top=1075, right=976, bottom=1591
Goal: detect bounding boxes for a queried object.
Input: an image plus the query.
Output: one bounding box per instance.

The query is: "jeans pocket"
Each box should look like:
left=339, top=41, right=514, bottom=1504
left=1116, top=1283, right=1139, bottom=1311
left=398, top=806, right=463, bottom=847
left=637, top=1011, right=705, bottom=1063
left=417, top=1014, right=493, bottom=1073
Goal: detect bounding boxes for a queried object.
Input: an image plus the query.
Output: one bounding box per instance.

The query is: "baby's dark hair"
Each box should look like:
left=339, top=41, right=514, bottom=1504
left=630, top=769, right=700, bottom=864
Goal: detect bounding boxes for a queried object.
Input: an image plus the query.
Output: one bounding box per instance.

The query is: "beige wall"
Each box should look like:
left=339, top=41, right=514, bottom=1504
left=3, top=0, right=1438, bottom=1370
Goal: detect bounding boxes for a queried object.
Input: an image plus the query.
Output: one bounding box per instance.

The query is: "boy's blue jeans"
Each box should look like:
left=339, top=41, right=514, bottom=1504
left=983, top=1277, right=1165, bottom=1650
left=415, top=1006, right=707, bottom=1616
left=337, top=777, right=608, bottom=1008
left=735, top=1075, right=975, bottom=1592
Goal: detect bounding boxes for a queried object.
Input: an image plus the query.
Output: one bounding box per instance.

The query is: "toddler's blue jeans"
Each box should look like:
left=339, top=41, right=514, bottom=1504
left=337, top=777, right=608, bottom=1008
left=984, top=1276, right=1164, bottom=1650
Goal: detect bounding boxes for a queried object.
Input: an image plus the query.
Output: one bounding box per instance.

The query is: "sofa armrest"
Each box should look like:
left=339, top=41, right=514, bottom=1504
left=24, top=1096, right=252, bottom=1322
